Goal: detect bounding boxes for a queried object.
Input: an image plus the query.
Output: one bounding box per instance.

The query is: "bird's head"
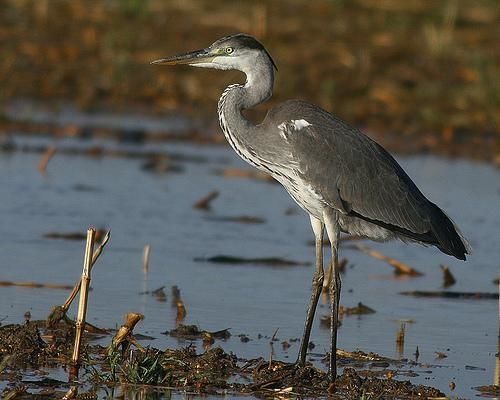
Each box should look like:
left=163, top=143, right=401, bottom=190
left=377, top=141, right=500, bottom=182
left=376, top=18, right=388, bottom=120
left=151, top=33, right=277, bottom=73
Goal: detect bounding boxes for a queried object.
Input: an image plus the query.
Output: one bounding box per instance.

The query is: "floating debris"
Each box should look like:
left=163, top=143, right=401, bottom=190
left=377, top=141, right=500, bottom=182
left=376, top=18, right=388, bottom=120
left=339, top=302, right=376, bottom=316
left=194, top=255, right=310, bottom=267
left=164, top=324, right=230, bottom=341
left=0, top=281, right=73, bottom=290
left=465, top=365, right=486, bottom=371
left=72, top=183, right=100, bottom=192
left=43, top=228, right=107, bottom=241
left=140, top=156, right=184, bottom=174
left=151, top=286, right=166, bottom=302
left=139, top=286, right=167, bottom=302
left=239, top=334, right=250, bottom=343
left=193, top=190, right=219, bottom=210
left=440, top=264, right=456, bottom=287
left=206, top=215, right=266, bottom=224
left=400, top=290, right=498, bottom=299
left=473, top=385, right=500, bottom=396
left=351, top=244, right=423, bottom=276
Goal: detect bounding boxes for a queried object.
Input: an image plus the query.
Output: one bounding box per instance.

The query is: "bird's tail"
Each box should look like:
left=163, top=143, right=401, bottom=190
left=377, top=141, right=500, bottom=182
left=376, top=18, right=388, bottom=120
left=429, top=203, right=472, bottom=261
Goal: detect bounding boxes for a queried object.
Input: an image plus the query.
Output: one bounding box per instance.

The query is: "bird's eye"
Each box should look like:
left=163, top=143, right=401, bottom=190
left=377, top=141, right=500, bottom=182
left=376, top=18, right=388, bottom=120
left=225, top=47, right=234, bottom=54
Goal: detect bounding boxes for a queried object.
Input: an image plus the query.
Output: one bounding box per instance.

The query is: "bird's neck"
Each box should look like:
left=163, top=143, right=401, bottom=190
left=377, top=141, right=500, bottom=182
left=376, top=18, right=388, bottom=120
left=217, top=62, right=274, bottom=137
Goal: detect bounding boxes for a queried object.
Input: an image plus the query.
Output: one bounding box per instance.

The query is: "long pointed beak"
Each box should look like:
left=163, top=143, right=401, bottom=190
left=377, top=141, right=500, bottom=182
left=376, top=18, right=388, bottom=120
left=151, top=48, right=214, bottom=66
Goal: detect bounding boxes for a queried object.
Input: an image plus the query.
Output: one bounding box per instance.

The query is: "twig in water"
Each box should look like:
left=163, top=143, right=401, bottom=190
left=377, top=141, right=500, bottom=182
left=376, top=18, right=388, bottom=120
left=47, top=231, right=110, bottom=327
left=69, top=228, right=96, bottom=381
left=400, top=290, right=498, bottom=299
left=176, top=299, right=186, bottom=325
left=37, top=145, right=56, bottom=174
left=396, top=322, right=405, bottom=356
left=440, top=264, right=456, bottom=287
left=171, top=285, right=187, bottom=324
left=171, top=285, right=181, bottom=307
left=269, top=328, right=279, bottom=368
left=351, top=243, right=423, bottom=276
left=143, top=244, right=151, bottom=273
left=193, top=190, right=219, bottom=210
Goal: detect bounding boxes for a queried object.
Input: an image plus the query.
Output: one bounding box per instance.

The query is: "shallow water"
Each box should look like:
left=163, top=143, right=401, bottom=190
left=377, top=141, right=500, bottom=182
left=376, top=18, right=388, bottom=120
left=0, top=135, right=498, bottom=398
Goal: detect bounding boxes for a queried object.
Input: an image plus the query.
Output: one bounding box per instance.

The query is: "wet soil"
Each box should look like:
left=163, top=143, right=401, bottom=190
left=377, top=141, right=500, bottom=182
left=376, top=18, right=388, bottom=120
left=0, top=321, right=447, bottom=399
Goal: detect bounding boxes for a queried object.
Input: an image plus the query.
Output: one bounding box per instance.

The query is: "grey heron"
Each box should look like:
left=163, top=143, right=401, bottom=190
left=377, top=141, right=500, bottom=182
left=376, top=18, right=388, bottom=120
left=152, top=33, right=471, bottom=383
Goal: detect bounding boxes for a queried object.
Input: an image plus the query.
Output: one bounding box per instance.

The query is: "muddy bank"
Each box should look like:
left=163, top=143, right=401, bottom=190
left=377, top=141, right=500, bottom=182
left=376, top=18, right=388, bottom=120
left=0, top=321, right=446, bottom=399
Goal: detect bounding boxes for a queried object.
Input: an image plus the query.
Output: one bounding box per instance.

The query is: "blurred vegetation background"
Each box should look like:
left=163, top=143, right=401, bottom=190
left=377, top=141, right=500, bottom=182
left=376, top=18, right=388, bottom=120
left=0, top=0, right=498, bottom=161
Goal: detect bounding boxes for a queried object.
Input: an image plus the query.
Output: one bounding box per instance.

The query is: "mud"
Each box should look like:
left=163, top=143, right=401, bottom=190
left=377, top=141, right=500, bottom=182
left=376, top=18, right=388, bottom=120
left=0, top=321, right=448, bottom=398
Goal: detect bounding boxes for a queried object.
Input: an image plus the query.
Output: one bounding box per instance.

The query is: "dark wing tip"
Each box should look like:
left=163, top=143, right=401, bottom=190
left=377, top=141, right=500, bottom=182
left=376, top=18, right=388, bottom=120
left=429, top=203, right=470, bottom=261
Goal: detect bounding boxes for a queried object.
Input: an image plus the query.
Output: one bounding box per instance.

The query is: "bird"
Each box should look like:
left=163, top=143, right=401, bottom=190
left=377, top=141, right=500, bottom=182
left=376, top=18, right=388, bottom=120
left=151, top=33, right=471, bottom=382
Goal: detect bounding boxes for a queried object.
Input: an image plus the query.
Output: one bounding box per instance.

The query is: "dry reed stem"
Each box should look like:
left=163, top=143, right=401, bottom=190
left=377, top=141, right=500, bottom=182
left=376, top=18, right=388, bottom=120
left=37, top=145, right=56, bottom=174
left=336, top=349, right=386, bottom=361
left=268, top=328, right=279, bottom=368
left=352, top=243, right=423, bottom=276
left=176, top=300, right=186, bottom=326
left=47, top=231, right=110, bottom=327
left=440, top=264, right=456, bottom=287
left=69, top=228, right=96, bottom=380
left=142, top=244, right=151, bottom=273
left=63, top=230, right=110, bottom=310
left=110, top=312, right=145, bottom=352
left=62, top=386, right=78, bottom=400
left=396, top=323, right=406, bottom=355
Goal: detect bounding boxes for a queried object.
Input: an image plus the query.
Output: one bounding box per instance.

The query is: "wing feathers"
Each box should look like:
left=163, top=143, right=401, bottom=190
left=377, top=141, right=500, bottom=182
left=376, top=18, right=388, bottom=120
left=266, top=100, right=469, bottom=260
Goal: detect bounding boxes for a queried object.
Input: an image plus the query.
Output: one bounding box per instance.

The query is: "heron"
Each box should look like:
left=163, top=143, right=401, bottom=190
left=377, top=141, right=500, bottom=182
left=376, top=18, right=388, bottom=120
left=152, top=33, right=471, bottom=382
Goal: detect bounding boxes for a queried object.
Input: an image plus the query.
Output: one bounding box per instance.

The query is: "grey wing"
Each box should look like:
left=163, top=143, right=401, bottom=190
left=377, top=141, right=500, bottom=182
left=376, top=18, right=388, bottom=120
left=263, top=102, right=429, bottom=234
left=260, top=100, right=469, bottom=260
left=297, top=120, right=432, bottom=235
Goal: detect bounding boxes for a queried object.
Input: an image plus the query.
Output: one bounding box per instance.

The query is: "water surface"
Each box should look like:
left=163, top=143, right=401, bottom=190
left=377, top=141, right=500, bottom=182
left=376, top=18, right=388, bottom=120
left=0, top=136, right=498, bottom=398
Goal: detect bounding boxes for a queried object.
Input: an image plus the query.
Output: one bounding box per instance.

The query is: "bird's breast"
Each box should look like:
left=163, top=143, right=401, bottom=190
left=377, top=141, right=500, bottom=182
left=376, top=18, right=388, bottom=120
left=272, top=171, right=326, bottom=219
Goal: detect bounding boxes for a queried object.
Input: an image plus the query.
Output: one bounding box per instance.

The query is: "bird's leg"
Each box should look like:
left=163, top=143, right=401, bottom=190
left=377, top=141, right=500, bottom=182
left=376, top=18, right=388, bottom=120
left=324, top=212, right=341, bottom=382
left=297, top=215, right=324, bottom=366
